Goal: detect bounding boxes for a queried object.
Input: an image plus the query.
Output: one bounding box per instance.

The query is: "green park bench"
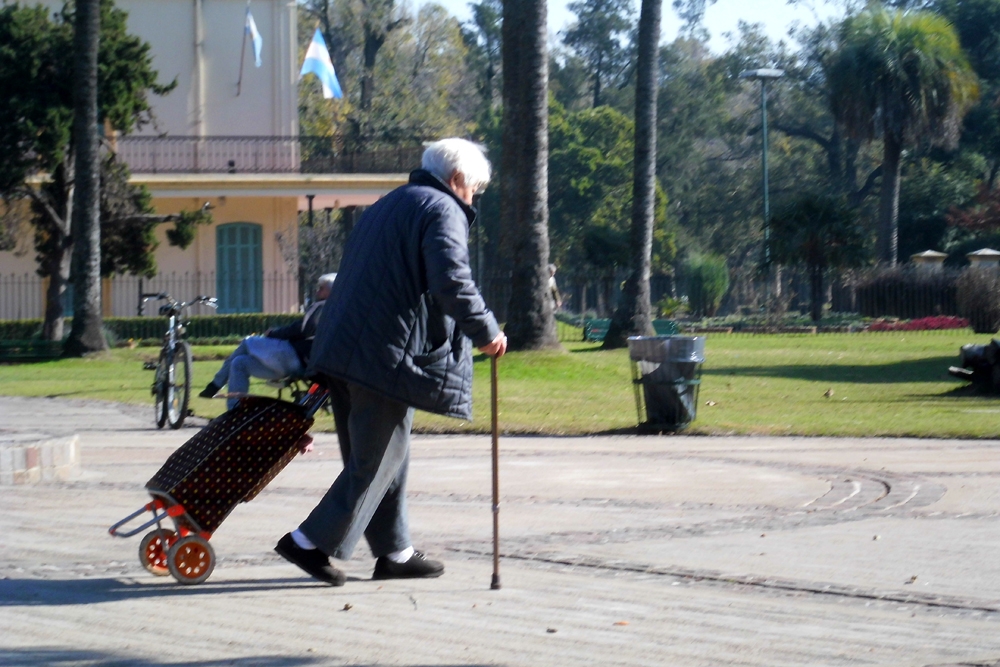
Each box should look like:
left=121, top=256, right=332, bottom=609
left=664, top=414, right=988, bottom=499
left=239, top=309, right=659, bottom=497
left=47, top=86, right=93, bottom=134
left=583, top=319, right=611, bottom=341
left=653, top=320, right=680, bottom=336
left=0, top=339, right=64, bottom=362
left=583, top=318, right=679, bottom=342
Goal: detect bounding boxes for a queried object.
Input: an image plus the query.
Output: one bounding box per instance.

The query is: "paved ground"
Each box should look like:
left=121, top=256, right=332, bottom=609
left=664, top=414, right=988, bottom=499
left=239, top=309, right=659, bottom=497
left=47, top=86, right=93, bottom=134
left=2, top=395, right=1000, bottom=666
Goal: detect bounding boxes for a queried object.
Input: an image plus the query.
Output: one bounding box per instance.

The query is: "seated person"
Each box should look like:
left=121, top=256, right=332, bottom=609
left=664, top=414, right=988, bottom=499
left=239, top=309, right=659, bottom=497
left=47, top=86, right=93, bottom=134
left=200, top=273, right=336, bottom=409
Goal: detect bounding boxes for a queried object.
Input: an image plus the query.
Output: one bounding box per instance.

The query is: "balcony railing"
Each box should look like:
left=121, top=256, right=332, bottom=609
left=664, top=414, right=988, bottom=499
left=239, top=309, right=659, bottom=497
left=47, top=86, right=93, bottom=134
left=115, top=136, right=425, bottom=175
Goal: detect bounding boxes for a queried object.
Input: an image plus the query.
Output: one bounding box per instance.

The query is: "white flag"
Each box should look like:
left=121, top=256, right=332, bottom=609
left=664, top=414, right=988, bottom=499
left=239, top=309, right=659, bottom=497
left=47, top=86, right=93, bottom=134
left=246, top=7, right=262, bottom=67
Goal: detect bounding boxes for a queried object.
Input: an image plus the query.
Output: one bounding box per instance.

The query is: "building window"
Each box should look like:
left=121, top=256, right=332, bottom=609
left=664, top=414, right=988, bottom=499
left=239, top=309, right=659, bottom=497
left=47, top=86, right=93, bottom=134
left=216, top=223, right=263, bottom=313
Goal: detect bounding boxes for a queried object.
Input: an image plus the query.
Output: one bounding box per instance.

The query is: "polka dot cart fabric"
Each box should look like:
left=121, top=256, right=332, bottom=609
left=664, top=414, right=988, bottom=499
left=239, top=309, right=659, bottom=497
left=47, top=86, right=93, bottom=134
left=146, top=396, right=313, bottom=534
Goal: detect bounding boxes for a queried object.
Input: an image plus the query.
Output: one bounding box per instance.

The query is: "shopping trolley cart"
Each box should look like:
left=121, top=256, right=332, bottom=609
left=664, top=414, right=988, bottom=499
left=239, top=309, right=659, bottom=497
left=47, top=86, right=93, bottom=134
left=109, top=386, right=328, bottom=584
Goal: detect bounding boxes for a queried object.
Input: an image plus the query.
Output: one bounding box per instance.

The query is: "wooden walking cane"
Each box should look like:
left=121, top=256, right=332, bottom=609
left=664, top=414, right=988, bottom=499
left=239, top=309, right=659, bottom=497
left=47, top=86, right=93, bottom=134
left=490, top=354, right=501, bottom=590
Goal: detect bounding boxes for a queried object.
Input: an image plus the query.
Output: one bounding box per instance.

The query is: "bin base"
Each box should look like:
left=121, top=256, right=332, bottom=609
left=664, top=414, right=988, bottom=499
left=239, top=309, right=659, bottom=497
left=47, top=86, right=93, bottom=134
left=636, top=421, right=691, bottom=434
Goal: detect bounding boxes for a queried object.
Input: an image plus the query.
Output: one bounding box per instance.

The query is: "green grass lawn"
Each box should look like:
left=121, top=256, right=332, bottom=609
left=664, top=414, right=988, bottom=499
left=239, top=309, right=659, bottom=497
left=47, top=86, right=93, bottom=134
left=1, top=332, right=998, bottom=437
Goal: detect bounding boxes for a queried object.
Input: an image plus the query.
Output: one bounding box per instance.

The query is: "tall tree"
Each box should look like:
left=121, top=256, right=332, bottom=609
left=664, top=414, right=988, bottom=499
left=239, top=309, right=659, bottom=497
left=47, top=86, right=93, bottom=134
left=562, top=0, right=635, bottom=107
left=672, top=0, right=717, bottom=33
left=604, top=0, right=662, bottom=348
left=936, top=0, right=1000, bottom=187
left=1, top=4, right=74, bottom=341
left=464, top=0, right=503, bottom=115
left=358, top=0, right=410, bottom=113
left=301, top=0, right=476, bottom=144
left=64, top=0, right=104, bottom=355
left=827, top=8, right=978, bottom=265
left=302, top=0, right=411, bottom=144
left=501, top=0, right=559, bottom=349
left=0, top=2, right=193, bottom=342
left=769, top=193, right=867, bottom=322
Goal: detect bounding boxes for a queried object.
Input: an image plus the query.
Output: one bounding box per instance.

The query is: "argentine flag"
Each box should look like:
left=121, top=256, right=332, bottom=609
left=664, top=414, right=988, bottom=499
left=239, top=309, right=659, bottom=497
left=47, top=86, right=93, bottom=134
left=245, top=7, right=262, bottom=67
left=299, top=28, right=342, bottom=99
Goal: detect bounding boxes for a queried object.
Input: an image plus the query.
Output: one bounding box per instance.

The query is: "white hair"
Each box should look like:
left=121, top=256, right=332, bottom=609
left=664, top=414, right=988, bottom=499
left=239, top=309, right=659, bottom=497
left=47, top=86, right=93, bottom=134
left=422, top=138, right=492, bottom=192
left=317, top=273, right=338, bottom=289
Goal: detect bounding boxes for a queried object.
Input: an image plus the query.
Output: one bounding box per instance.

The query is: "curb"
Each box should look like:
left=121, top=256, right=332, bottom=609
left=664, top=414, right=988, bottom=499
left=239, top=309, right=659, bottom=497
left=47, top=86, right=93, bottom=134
left=0, top=435, right=80, bottom=485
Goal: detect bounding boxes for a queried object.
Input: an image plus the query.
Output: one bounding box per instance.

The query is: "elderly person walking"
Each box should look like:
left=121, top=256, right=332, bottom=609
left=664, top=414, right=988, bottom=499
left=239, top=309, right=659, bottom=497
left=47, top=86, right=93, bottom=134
left=200, top=273, right=336, bottom=409
left=275, top=138, right=507, bottom=585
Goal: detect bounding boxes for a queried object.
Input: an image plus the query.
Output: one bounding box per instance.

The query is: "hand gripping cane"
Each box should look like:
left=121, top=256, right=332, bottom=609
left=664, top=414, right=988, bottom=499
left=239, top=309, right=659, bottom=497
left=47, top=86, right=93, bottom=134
left=490, top=354, right=501, bottom=590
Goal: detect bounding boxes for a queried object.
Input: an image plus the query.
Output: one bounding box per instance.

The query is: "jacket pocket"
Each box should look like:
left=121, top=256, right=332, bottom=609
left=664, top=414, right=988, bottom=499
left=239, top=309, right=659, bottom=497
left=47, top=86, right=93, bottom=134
left=412, top=340, right=451, bottom=368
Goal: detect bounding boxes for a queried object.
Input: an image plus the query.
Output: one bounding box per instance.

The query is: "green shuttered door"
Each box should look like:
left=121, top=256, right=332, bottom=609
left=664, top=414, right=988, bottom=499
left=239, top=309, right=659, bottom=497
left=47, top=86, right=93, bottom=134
left=216, top=223, right=263, bottom=313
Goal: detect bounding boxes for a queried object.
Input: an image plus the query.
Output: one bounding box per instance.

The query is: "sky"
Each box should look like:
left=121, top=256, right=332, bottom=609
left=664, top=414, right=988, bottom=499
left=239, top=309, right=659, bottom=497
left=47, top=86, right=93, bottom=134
left=423, top=0, right=844, bottom=53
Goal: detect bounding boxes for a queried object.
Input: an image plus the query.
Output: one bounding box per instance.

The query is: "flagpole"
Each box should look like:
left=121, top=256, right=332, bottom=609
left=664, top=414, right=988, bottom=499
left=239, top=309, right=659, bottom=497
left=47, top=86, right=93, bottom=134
left=237, top=3, right=249, bottom=96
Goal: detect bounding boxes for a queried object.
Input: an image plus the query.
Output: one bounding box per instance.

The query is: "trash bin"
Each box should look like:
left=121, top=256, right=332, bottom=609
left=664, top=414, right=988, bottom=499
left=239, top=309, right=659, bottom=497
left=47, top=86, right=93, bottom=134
left=627, top=335, right=706, bottom=432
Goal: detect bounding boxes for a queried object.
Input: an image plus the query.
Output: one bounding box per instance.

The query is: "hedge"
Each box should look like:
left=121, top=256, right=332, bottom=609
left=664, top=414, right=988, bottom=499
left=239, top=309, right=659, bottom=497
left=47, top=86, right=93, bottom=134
left=852, top=267, right=959, bottom=319
left=0, top=313, right=304, bottom=343
left=956, top=269, right=1000, bottom=334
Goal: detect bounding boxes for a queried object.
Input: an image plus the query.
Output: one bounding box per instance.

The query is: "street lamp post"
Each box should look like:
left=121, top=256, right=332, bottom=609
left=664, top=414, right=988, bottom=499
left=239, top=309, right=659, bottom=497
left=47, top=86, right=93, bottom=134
left=739, top=68, right=784, bottom=297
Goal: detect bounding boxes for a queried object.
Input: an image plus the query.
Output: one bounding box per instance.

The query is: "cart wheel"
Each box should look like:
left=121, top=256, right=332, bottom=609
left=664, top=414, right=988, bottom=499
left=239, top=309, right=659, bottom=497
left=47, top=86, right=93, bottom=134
left=166, top=535, right=215, bottom=585
left=138, top=529, right=177, bottom=576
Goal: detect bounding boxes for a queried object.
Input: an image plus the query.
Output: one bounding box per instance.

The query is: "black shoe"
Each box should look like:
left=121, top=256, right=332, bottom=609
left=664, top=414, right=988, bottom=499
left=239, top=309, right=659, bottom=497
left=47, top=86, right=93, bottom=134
left=372, top=552, right=444, bottom=580
left=275, top=533, right=346, bottom=586
left=199, top=382, right=221, bottom=399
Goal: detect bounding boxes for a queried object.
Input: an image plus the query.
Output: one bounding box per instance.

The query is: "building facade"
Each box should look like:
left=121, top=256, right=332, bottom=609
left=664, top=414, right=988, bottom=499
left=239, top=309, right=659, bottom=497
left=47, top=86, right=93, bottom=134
left=0, top=0, right=408, bottom=320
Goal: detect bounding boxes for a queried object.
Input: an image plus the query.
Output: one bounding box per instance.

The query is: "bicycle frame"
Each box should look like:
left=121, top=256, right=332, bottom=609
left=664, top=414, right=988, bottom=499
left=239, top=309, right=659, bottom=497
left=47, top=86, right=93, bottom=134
left=142, top=292, right=218, bottom=428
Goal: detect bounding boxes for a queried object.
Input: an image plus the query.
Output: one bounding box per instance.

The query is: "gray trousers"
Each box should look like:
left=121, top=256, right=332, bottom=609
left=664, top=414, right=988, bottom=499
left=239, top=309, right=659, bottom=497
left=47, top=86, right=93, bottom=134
left=299, top=378, right=413, bottom=560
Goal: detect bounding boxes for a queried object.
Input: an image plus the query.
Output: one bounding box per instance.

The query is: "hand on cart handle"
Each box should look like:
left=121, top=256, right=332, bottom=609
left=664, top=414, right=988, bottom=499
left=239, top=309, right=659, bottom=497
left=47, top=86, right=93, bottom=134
left=296, top=434, right=315, bottom=455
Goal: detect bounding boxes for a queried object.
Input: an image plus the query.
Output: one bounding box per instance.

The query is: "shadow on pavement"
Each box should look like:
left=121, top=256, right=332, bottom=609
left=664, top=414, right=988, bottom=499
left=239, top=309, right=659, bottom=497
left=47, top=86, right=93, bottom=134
left=0, top=648, right=494, bottom=667
left=703, top=356, right=958, bottom=384
left=0, top=577, right=335, bottom=606
left=0, top=649, right=322, bottom=667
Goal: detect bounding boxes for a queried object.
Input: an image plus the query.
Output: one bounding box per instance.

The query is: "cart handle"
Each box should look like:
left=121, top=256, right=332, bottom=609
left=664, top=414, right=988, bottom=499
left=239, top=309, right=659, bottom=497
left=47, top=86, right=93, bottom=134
left=108, top=502, right=170, bottom=538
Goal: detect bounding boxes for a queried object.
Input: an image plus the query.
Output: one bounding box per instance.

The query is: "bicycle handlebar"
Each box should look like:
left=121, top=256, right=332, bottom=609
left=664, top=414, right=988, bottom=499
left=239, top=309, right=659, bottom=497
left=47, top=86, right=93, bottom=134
left=140, top=292, right=218, bottom=314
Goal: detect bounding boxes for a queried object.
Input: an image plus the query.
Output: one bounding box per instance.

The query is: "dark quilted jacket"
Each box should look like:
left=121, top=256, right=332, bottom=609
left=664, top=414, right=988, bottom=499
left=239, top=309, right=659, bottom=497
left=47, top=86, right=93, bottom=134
left=307, top=170, right=500, bottom=420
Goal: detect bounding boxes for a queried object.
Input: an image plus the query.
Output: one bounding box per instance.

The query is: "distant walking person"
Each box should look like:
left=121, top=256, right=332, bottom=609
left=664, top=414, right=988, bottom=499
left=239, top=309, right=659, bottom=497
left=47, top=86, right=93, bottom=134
left=200, top=273, right=336, bottom=409
left=274, top=138, right=507, bottom=586
left=548, top=263, right=562, bottom=311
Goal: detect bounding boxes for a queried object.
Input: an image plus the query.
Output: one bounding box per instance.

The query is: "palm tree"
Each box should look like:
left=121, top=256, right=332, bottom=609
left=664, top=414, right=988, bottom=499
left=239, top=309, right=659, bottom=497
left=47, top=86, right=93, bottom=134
left=769, top=194, right=867, bottom=323
left=563, top=0, right=634, bottom=108
left=65, top=0, right=106, bottom=356
left=827, top=8, right=978, bottom=266
left=603, top=0, right=661, bottom=348
left=501, top=0, right=560, bottom=350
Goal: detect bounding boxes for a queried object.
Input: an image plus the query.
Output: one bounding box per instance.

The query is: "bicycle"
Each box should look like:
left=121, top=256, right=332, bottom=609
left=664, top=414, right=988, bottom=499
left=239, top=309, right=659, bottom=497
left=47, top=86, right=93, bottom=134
left=141, top=292, right=218, bottom=429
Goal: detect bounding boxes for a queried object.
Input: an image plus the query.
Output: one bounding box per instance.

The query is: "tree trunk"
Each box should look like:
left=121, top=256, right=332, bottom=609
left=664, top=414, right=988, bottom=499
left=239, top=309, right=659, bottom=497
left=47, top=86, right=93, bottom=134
left=360, top=29, right=385, bottom=112
left=592, top=51, right=603, bottom=108
left=603, top=0, right=661, bottom=349
left=41, top=246, right=71, bottom=341
left=40, top=163, right=74, bottom=342
left=501, top=0, right=559, bottom=350
left=65, top=0, right=107, bottom=356
left=877, top=131, right=902, bottom=266
left=809, top=262, right=824, bottom=323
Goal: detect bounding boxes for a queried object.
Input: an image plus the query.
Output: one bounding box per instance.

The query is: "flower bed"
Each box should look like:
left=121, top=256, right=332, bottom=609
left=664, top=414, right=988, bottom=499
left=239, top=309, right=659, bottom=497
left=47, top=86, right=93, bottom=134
left=867, top=316, right=970, bottom=331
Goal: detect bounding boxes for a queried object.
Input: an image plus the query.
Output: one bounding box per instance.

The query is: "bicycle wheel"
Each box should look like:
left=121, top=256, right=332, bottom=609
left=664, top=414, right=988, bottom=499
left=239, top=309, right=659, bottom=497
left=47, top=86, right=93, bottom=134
left=153, top=349, right=169, bottom=429
left=165, top=341, right=192, bottom=429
